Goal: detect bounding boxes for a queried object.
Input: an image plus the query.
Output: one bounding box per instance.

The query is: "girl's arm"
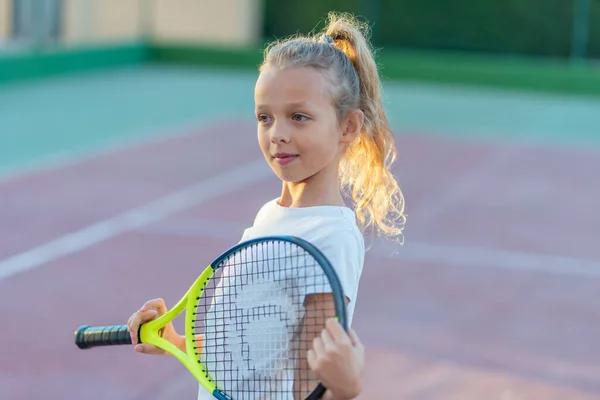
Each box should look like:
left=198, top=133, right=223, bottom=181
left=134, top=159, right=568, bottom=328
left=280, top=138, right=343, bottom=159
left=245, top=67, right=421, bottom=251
left=308, top=318, right=364, bottom=400
left=293, top=294, right=365, bottom=400
left=169, top=334, right=204, bottom=355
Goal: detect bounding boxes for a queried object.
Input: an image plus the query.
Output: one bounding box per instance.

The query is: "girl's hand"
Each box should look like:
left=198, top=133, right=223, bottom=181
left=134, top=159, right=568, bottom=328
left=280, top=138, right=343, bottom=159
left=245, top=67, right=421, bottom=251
left=307, top=318, right=365, bottom=399
left=126, top=298, right=185, bottom=355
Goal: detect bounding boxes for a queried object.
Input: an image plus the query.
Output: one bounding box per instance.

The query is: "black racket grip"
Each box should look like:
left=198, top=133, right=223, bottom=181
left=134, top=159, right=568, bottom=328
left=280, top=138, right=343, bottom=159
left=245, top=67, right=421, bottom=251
left=74, top=325, right=132, bottom=349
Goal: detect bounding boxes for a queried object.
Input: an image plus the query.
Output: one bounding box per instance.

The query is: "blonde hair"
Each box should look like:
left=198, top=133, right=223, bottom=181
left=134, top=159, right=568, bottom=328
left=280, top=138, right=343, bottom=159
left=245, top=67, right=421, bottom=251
left=260, top=12, right=406, bottom=242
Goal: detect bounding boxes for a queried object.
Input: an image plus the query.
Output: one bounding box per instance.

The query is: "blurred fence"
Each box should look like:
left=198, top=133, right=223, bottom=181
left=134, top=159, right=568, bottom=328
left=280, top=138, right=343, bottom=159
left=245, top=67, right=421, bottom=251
left=1, top=0, right=598, bottom=61
left=264, top=0, right=599, bottom=60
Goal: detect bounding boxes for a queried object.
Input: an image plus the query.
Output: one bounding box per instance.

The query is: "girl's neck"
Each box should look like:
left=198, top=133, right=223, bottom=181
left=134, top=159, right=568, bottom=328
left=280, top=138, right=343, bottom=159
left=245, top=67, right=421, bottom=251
left=278, top=177, right=345, bottom=208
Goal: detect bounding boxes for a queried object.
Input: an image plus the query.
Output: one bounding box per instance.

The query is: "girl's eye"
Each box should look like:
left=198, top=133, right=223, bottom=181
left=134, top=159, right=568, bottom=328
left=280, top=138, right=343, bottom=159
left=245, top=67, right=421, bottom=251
left=258, top=114, right=272, bottom=124
left=292, top=113, right=309, bottom=122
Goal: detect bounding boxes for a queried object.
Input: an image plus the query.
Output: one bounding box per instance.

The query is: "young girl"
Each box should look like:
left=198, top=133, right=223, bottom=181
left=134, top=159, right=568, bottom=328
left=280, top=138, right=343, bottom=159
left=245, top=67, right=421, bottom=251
left=127, top=12, right=405, bottom=400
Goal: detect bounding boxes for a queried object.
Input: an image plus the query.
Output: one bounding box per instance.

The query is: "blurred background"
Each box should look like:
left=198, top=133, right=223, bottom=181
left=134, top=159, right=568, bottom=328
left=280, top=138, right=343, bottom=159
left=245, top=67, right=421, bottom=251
left=1, top=1, right=600, bottom=399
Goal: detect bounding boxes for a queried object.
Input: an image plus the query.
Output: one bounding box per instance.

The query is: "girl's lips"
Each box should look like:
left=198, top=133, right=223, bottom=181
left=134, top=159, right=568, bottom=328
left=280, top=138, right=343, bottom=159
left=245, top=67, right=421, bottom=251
left=273, top=154, right=298, bottom=165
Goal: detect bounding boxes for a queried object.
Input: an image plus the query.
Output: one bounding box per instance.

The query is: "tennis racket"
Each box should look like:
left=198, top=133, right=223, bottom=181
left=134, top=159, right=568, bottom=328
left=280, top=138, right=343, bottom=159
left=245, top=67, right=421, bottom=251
left=74, top=236, right=348, bottom=400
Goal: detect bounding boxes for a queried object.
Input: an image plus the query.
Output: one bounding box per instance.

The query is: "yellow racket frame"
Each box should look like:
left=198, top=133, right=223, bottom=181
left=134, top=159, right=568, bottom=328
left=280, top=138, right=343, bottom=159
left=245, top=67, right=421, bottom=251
left=138, top=264, right=223, bottom=396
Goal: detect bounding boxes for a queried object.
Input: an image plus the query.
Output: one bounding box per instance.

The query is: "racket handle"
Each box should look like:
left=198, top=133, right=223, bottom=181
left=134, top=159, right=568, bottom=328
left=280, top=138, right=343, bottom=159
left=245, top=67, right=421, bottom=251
left=74, top=325, right=132, bottom=349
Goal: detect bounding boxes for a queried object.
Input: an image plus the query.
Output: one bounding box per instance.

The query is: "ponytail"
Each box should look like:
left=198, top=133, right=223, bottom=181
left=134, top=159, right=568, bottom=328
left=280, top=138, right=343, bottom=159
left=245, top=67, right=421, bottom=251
left=262, top=12, right=406, bottom=242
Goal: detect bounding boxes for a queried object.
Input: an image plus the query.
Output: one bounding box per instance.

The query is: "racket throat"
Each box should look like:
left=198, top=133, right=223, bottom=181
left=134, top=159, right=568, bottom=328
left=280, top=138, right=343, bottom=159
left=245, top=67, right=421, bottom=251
left=212, top=390, right=233, bottom=400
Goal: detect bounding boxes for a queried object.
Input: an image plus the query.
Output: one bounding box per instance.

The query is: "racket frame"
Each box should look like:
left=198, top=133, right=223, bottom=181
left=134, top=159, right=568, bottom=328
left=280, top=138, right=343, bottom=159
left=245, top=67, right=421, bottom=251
left=136, top=263, right=220, bottom=395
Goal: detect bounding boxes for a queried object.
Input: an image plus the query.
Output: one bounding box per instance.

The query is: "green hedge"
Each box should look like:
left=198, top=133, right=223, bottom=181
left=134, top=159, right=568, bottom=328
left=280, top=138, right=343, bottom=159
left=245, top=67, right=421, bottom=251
left=151, top=44, right=600, bottom=97
left=263, top=0, right=600, bottom=58
left=2, top=42, right=600, bottom=97
left=0, top=42, right=148, bottom=85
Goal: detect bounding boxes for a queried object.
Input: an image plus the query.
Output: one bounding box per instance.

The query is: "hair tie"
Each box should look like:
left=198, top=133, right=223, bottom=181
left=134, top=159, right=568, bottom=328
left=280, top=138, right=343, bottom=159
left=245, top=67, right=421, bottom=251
left=320, top=34, right=335, bottom=45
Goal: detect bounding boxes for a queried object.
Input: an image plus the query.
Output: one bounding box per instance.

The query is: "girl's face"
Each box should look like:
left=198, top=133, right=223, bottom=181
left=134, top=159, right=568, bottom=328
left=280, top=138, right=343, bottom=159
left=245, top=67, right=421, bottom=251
left=254, top=66, right=347, bottom=184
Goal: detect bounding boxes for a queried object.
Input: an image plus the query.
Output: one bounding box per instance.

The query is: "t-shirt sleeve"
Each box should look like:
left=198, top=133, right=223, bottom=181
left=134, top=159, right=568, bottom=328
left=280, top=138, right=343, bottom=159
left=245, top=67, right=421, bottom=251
left=299, top=230, right=364, bottom=305
left=238, top=199, right=277, bottom=243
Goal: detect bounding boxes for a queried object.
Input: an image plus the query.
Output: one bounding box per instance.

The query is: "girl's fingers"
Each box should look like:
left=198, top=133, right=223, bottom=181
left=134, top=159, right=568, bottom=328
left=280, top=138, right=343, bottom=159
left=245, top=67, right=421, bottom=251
left=127, top=299, right=168, bottom=347
left=134, top=344, right=161, bottom=354
left=306, top=348, right=317, bottom=369
left=320, top=328, right=335, bottom=351
left=348, top=328, right=363, bottom=350
left=128, top=309, right=158, bottom=344
left=325, top=318, right=352, bottom=347
left=312, top=336, right=325, bottom=357
left=140, top=298, right=168, bottom=316
left=322, top=391, right=335, bottom=400
left=139, top=309, right=159, bottom=321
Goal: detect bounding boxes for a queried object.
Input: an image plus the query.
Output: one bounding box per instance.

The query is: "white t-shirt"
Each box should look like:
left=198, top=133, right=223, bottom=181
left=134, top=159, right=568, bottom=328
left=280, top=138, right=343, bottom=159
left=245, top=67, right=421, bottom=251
left=197, top=198, right=365, bottom=400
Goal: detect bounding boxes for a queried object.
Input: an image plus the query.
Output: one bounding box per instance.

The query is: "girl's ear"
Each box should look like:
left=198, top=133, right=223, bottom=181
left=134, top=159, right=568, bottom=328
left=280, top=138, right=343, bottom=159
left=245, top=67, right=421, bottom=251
left=341, top=109, right=364, bottom=144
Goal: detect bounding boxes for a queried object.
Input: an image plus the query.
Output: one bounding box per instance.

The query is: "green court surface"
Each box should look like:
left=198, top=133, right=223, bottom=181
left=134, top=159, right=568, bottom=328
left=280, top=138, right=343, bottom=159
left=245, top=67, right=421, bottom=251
left=2, top=64, right=600, bottom=177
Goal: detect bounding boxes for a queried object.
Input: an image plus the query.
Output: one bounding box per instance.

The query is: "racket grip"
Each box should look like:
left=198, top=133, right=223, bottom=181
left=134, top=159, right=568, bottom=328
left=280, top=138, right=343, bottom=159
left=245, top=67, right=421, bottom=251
left=74, top=325, right=132, bottom=349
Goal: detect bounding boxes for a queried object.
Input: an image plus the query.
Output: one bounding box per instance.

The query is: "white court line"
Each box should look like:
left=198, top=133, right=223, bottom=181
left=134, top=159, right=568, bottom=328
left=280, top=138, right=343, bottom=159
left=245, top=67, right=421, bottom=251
left=0, top=159, right=272, bottom=281
left=375, top=241, right=600, bottom=278
left=2, top=161, right=598, bottom=281
left=140, top=217, right=600, bottom=278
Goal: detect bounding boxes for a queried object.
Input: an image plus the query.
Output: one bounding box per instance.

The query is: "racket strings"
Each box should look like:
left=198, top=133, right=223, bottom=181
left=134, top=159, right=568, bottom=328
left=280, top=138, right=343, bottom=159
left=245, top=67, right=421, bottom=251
left=194, top=240, right=337, bottom=399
